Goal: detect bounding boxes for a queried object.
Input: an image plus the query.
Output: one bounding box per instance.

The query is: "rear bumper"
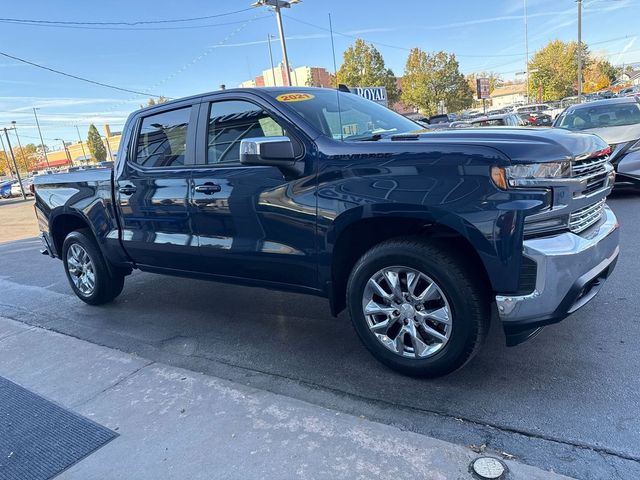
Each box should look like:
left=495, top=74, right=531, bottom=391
left=496, top=205, right=619, bottom=345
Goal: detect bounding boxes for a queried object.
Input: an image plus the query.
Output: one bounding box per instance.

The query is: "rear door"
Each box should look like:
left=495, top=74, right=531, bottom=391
left=116, top=102, right=202, bottom=270
left=189, top=94, right=318, bottom=289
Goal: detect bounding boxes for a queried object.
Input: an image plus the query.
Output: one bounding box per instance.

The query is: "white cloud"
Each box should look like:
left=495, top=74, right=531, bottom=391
left=0, top=96, right=141, bottom=113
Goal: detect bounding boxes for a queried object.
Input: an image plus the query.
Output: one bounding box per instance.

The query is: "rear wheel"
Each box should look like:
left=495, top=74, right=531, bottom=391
left=347, top=238, right=489, bottom=377
left=62, top=230, right=125, bottom=305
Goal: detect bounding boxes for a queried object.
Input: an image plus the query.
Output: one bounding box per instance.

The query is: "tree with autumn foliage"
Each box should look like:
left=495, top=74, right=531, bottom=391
left=401, top=48, right=473, bottom=115
left=336, top=39, right=399, bottom=104
left=583, top=59, right=617, bottom=93
left=0, top=150, right=11, bottom=176
left=528, top=40, right=590, bottom=100
left=13, top=144, right=38, bottom=173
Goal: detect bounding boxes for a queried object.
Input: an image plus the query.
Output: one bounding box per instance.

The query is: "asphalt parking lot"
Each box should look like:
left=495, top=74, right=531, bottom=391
left=1, top=192, right=638, bottom=480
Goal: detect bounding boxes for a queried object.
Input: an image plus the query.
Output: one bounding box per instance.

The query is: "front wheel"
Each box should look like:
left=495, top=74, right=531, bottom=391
left=62, top=229, right=125, bottom=305
left=346, top=238, right=490, bottom=377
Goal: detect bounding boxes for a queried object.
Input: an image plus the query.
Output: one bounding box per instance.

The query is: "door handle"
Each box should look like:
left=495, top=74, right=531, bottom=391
left=194, top=183, right=221, bottom=194
left=119, top=185, right=136, bottom=195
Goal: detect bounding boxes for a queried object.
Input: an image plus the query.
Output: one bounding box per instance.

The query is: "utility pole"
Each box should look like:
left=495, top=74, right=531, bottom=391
left=3, top=128, right=26, bottom=199
left=577, top=0, right=583, bottom=102
left=10, top=121, right=25, bottom=173
left=104, top=136, right=114, bottom=162
left=524, top=0, right=530, bottom=104
left=267, top=34, right=277, bottom=86
left=9, top=120, right=24, bottom=156
left=55, top=138, right=73, bottom=167
left=75, top=125, right=87, bottom=161
left=32, top=107, right=50, bottom=168
left=252, top=0, right=299, bottom=86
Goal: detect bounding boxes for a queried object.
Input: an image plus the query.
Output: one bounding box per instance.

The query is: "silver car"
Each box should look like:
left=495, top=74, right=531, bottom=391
left=553, top=97, right=640, bottom=188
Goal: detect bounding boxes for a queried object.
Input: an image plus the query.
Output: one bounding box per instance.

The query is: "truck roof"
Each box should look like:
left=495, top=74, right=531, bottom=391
left=135, top=86, right=323, bottom=115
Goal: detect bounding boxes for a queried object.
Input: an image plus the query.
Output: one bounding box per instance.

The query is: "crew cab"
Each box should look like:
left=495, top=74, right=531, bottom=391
left=33, top=87, right=620, bottom=377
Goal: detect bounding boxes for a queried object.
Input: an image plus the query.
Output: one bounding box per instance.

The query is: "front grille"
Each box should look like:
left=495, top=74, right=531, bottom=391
left=571, top=153, right=609, bottom=196
left=569, top=199, right=605, bottom=233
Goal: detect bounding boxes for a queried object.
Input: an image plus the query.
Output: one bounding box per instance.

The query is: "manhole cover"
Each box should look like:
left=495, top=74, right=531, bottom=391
left=472, top=457, right=506, bottom=479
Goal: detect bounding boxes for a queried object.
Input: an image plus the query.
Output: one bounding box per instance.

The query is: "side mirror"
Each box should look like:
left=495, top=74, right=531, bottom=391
left=240, top=136, right=295, bottom=167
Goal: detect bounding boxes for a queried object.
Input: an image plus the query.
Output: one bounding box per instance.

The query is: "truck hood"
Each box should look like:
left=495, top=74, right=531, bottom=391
left=385, top=127, right=609, bottom=164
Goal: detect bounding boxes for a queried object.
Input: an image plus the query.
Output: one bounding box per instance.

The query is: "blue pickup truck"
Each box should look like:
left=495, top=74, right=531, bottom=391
left=33, top=87, right=620, bottom=377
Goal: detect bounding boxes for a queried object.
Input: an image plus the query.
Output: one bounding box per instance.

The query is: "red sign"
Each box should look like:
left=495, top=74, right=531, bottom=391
left=476, top=78, right=490, bottom=100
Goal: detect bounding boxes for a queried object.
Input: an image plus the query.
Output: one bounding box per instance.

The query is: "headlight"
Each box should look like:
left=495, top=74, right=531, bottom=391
left=628, top=138, right=640, bottom=152
left=506, top=161, right=570, bottom=186
left=490, top=161, right=571, bottom=190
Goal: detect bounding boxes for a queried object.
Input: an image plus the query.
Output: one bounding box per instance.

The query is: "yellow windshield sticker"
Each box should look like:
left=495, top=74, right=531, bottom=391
left=276, top=93, right=315, bottom=102
left=342, top=124, right=358, bottom=136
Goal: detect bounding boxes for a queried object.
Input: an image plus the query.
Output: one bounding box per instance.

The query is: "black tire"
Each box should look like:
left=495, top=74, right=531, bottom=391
left=346, top=238, right=490, bottom=378
left=62, top=229, right=125, bottom=305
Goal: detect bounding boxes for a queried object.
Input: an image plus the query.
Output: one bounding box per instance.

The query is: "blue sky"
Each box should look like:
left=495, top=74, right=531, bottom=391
left=0, top=0, right=638, bottom=150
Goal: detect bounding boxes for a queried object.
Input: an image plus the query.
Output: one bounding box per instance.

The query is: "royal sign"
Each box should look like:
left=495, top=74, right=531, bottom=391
left=349, top=87, right=389, bottom=107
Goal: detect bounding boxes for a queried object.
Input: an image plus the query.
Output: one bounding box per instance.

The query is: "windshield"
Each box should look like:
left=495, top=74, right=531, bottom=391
left=268, top=89, right=421, bottom=140
left=556, top=102, right=640, bottom=130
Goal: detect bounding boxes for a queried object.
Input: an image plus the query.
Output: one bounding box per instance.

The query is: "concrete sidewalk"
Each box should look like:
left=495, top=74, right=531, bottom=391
left=0, top=317, right=572, bottom=480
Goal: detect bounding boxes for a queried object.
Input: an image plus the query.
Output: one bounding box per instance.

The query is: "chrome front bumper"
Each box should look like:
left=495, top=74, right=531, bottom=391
left=496, top=205, right=619, bottom=342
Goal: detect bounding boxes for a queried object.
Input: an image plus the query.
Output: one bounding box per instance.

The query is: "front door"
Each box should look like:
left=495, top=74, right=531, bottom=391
left=116, top=104, right=201, bottom=270
left=189, top=97, right=318, bottom=289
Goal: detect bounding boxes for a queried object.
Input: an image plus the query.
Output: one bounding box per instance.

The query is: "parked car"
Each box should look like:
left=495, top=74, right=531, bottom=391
left=33, top=87, right=619, bottom=377
left=97, top=161, right=114, bottom=169
left=428, top=113, right=456, bottom=124
left=10, top=178, right=33, bottom=197
left=0, top=180, right=13, bottom=199
left=514, top=104, right=553, bottom=116
left=518, top=112, right=553, bottom=127
left=470, top=113, right=525, bottom=127
left=553, top=96, right=640, bottom=188
left=617, top=86, right=640, bottom=98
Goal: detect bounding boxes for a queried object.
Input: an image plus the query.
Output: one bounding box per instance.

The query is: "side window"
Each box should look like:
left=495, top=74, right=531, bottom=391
left=135, top=107, right=191, bottom=168
left=207, top=100, right=298, bottom=165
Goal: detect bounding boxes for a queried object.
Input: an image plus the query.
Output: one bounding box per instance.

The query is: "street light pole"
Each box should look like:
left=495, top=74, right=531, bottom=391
left=32, top=108, right=50, bottom=168
left=252, top=0, right=298, bottom=87
left=577, top=0, right=583, bottom=102
left=75, top=125, right=87, bottom=161
left=267, top=34, right=277, bottom=86
left=3, top=128, right=26, bottom=199
left=524, top=0, right=530, bottom=104
left=274, top=4, right=292, bottom=86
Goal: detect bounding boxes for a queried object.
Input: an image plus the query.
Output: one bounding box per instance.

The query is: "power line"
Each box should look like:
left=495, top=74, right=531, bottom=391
left=0, top=7, right=254, bottom=26
left=0, top=50, right=167, bottom=97
left=0, top=16, right=268, bottom=31
left=282, top=14, right=527, bottom=58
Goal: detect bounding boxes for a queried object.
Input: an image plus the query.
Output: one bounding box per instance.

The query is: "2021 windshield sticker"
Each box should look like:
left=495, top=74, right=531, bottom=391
left=276, top=93, right=315, bottom=102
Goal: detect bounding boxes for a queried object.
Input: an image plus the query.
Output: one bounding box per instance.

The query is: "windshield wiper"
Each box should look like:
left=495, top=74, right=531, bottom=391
left=349, top=133, right=383, bottom=141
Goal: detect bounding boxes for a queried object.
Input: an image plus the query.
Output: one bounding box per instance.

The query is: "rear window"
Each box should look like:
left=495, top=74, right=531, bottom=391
left=472, top=118, right=506, bottom=127
left=134, top=107, right=191, bottom=167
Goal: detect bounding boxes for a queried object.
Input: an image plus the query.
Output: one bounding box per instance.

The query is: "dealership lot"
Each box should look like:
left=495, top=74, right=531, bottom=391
left=0, top=192, right=638, bottom=479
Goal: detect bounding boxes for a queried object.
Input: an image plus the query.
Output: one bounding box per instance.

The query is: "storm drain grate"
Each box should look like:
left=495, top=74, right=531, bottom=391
left=0, top=376, right=117, bottom=480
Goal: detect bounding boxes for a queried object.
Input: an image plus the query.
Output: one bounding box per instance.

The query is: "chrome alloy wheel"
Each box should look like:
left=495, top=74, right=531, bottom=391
left=66, top=243, right=96, bottom=296
left=362, top=266, right=452, bottom=359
